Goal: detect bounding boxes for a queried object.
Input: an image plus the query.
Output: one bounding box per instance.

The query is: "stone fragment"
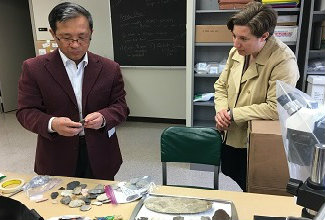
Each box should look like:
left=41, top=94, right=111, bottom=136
left=80, top=204, right=92, bottom=211
left=80, top=184, right=87, bottom=189
left=88, top=188, right=104, bottom=194
left=212, top=209, right=230, bottom=220
left=61, top=190, right=73, bottom=197
left=137, top=217, right=148, bottom=220
left=102, top=199, right=111, bottom=204
left=67, top=181, right=80, bottom=190
left=73, top=186, right=82, bottom=195
left=58, top=187, right=65, bottom=190
left=69, top=199, right=85, bottom=208
left=173, top=216, right=184, bottom=220
left=86, top=194, right=98, bottom=200
left=94, top=184, right=104, bottom=190
left=97, top=193, right=109, bottom=202
left=81, top=189, right=89, bottom=197
left=80, top=196, right=91, bottom=205
left=60, top=196, right=71, bottom=205
left=91, top=201, right=103, bottom=206
left=50, top=192, right=59, bottom=199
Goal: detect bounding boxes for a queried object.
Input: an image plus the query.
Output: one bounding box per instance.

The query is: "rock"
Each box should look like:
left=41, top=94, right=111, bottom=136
left=80, top=196, right=91, bottom=205
left=80, top=204, right=92, bottom=211
left=73, top=186, right=82, bottom=195
left=61, top=190, right=73, bottom=197
left=91, top=201, right=103, bottom=206
left=69, top=199, right=85, bottom=208
left=80, top=184, right=87, bottom=189
left=51, top=192, right=59, bottom=199
left=97, top=193, right=109, bottom=202
left=88, top=188, right=104, bottom=194
left=212, top=209, right=230, bottom=220
left=173, top=216, right=184, bottom=220
left=60, top=196, right=72, bottom=205
left=94, top=184, right=104, bottom=190
left=67, top=181, right=80, bottom=190
left=86, top=194, right=98, bottom=200
left=137, top=217, right=148, bottom=220
left=102, top=199, right=111, bottom=204
left=58, top=187, right=65, bottom=190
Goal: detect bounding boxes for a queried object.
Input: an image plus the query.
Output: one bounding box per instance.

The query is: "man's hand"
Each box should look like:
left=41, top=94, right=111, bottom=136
left=84, top=112, right=105, bottom=130
left=215, top=109, right=231, bottom=131
left=52, top=117, right=83, bottom=136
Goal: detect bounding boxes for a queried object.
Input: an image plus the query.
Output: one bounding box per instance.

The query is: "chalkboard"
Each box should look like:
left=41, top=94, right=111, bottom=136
left=110, top=0, right=186, bottom=66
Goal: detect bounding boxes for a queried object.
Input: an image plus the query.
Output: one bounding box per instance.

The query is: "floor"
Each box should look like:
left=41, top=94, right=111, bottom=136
left=0, top=111, right=241, bottom=191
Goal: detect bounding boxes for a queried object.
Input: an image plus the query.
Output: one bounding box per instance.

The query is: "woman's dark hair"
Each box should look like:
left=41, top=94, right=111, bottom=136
left=227, top=1, right=278, bottom=38
left=48, top=2, right=93, bottom=33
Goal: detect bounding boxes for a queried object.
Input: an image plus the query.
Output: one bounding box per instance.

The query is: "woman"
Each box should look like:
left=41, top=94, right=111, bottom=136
left=214, top=2, right=299, bottom=191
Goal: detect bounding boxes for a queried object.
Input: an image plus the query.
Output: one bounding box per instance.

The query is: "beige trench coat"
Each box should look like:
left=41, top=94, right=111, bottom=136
left=214, top=36, right=299, bottom=148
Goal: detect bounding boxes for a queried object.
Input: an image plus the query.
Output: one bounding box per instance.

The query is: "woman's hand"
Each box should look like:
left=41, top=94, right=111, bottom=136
left=215, top=109, right=231, bottom=131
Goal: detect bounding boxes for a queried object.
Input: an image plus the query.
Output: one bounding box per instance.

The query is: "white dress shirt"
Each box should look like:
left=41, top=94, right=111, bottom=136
left=48, top=49, right=88, bottom=135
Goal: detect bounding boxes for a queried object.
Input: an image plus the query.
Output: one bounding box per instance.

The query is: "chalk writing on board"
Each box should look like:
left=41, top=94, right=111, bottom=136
left=110, top=0, right=186, bottom=66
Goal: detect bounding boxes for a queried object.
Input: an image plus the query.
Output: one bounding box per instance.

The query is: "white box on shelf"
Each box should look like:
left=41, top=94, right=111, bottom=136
left=307, top=75, right=325, bottom=104
left=274, top=26, right=298, bottom=42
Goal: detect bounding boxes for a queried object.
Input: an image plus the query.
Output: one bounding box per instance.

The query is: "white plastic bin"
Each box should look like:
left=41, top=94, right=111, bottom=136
left=307, top=75, right=325, bottom=105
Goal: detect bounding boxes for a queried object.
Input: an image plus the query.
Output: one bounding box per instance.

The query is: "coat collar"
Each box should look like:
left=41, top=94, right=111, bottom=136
left=230, top=36, right=277, bottom=84
left=44, top=49, right=102, bottom=111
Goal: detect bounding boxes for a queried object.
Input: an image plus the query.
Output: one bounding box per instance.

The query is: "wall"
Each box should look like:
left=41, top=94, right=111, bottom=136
left=29, top=0, right=186, bottom=119
left=0, top=1, right=35, bottom=112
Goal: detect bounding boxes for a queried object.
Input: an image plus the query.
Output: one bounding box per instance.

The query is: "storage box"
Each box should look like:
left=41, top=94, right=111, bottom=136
left=35, top=40, right=58, bottom=56
left=195, top=25, right=233, bottom=43
left=277, top=15, right=298, bottom=26
left=307, top=75, right=325, bottom=104
left=248, top=120, right=290, bottom=196
left=274, top=26, right=298, bottom=42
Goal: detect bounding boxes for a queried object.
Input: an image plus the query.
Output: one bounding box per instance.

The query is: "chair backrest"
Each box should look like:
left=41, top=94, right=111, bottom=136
left=161, top=126, right=222, bottom=189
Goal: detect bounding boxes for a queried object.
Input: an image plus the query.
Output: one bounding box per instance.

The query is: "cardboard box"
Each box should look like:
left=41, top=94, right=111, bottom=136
left=35, top=40, right=58, bottom=56
left=248, top=120, right=290, bottom=196
left=195, top=25, right=233, bottom=43
left=274, top=26, right=298, bottom=42
left=307, top=75, right=325, bottom=104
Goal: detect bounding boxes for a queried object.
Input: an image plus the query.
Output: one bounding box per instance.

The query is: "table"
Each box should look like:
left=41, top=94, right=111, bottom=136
left=1, top=172, right=303, bottom=220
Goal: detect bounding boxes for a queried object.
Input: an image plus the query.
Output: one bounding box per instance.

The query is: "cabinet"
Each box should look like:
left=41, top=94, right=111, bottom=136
left=297, top=0, right=325, bottom=91
left=186, top=0, right=305, bottom=127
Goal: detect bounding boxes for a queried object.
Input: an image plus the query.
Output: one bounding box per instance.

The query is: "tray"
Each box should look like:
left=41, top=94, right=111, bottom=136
left=129, top=193, right=238, bottom=220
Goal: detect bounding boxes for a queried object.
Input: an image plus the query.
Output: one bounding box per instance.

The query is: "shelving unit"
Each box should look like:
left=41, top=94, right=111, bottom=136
left=186, top=0, right=305, bottom=127
left=297, top=0, right=325, bottom=91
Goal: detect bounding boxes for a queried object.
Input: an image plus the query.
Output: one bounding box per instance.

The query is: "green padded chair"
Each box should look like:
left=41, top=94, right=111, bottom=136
left=161, top=126, right=222, bottom=189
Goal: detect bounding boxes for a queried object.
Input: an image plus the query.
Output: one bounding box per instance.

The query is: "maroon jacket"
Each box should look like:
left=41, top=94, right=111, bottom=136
left=16, top=50, right=129, bottom=180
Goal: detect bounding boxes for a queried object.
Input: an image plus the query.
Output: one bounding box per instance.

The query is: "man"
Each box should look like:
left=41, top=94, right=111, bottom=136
left=16, top=2, right=129, bottom=180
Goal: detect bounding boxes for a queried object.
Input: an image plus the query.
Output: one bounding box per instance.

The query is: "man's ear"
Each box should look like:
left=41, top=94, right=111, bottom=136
left=261, top=32, right=269, bottom=41
left=49, top=29, right=56, bottom=40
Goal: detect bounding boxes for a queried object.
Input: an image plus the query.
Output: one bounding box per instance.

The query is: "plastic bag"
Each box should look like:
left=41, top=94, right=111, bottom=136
left=194, top=62, right=222, bottom=75
left=193, top=93, right=214, bottom=102
left=105, top=176, right=156, bottom=204
left=22, top=175, right=62, bottom=199
left=276, top=80, right=325, bottom=182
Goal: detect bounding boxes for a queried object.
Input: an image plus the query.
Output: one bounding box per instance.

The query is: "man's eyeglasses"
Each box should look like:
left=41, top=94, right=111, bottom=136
left=55, top=35, right=91, bottom=45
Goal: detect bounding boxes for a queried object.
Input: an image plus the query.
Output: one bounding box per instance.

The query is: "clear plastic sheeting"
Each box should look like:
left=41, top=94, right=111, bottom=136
left=22, top=175, right=62, bottom=199
left=276, top=80, right=325, bottom=182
